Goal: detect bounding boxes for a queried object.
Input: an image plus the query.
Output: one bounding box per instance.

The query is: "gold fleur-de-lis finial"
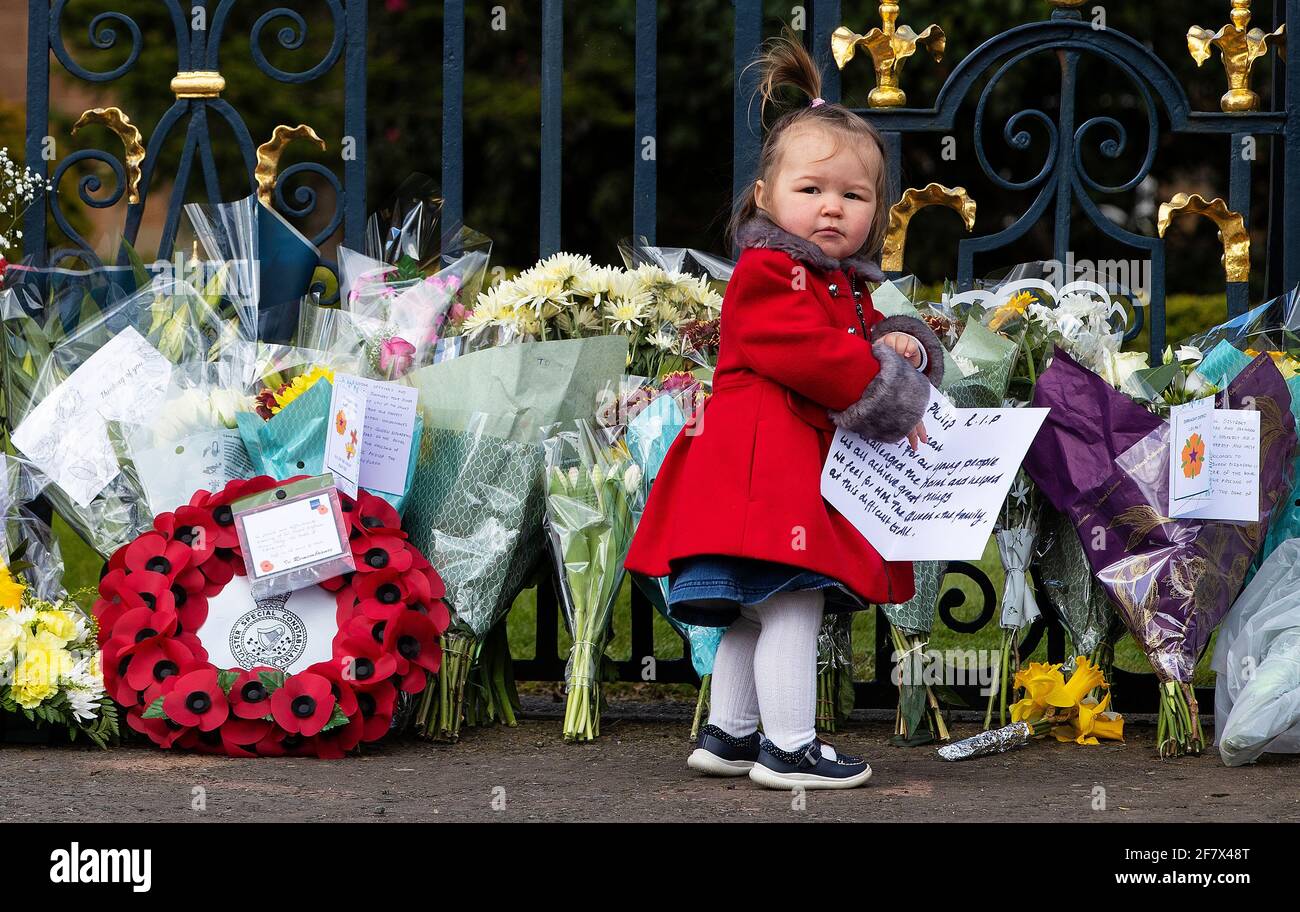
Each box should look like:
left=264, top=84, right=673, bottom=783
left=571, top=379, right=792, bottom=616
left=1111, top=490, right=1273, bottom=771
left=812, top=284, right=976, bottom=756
left=1187, top=0, right=1286, bottom=112
left=831, top=3, right=945, bottom=108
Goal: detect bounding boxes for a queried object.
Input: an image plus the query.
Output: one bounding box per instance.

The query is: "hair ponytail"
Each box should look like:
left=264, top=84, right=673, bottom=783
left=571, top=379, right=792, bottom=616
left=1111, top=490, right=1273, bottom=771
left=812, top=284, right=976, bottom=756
left=727, top=29, right=890, bottom=266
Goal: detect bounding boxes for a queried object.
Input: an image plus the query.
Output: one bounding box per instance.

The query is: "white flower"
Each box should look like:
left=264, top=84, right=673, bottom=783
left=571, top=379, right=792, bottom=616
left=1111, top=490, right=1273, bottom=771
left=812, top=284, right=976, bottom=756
left=605, top=294, right=652, bottom=333
left=623, top=462, right=643, bottom=494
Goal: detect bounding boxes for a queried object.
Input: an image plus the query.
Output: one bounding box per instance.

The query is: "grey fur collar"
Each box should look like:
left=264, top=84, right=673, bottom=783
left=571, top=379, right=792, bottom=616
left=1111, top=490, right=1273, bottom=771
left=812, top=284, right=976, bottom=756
left=736, top=211, right=885, bottom=283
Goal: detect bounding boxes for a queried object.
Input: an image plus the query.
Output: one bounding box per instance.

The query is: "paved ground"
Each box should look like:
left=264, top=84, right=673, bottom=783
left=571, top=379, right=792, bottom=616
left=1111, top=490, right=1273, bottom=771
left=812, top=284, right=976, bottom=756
left=1, top=697, right=1295, bottom=823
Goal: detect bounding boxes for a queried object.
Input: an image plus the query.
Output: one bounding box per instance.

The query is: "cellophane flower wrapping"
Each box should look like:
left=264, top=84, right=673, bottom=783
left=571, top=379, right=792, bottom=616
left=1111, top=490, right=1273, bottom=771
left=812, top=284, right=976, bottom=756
left=1182, top=285, right=1300, bottom=582
left=0, top=454, right=65, bottom=601
left=403, top=336, right=629, bottom=737
left=1024, top=345, right=1297, bottom=685
left=1212, top=538, right=1300, bottom=766
left=10, top=275, right=235, bottom=557
left=542, top=419, right=642, bottom=742
left=614, top=371, right=722, bottom=679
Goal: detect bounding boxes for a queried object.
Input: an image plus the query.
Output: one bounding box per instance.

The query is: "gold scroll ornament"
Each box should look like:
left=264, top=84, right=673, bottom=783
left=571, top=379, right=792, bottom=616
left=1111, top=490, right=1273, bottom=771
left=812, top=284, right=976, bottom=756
left=831, top=3, right=945, bottom=108
left=1188, top=0, right=1286, bottom=113
left=881, top=183, right=976, bottom=274
left=1156, top=193, right=1250, bottom=283
left=71, top=107, right=146, bottom=205
left=255, top=125, right=327, bottom=207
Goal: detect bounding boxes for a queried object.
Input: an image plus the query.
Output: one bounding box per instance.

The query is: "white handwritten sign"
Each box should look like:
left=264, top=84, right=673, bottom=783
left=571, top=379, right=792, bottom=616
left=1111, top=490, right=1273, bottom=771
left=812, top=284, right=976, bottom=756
left=12, top=327, right=172, bottom=507
left=332, top=374, right=418, bottom=496
left=820, top=385, right=1049, bottom=561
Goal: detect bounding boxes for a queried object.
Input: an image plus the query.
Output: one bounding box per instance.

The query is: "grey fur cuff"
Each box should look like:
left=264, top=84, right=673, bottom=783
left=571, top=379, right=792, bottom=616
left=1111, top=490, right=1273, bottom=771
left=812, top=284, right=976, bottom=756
left=870, top=314, right=945, bottom=388
left=828, top=340, right=932, bottom=443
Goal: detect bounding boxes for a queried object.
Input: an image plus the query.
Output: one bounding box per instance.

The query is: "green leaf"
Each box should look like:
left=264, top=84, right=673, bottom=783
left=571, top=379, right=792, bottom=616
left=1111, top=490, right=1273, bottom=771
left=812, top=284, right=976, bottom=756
left=930, top=684, right=969, bottom=709
left=320, top=704, right=351, bottom=733
left=258, top=670, right=287, bottom=693
left=122, top=238, right=152, bottom=290
left=216, top=670, right=241, bottom=696
left=141, top=696, right=168, bottom=720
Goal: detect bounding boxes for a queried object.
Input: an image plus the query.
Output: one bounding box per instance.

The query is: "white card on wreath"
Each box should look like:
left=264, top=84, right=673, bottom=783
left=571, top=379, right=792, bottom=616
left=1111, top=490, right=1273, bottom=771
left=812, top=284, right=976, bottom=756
left=820, top=385, right=1049, bottom=561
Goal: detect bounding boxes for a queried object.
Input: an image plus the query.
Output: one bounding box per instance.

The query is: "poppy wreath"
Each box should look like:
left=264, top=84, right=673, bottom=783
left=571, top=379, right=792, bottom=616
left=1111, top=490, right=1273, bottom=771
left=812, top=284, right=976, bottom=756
left=93, top=475, right=449, bottom=758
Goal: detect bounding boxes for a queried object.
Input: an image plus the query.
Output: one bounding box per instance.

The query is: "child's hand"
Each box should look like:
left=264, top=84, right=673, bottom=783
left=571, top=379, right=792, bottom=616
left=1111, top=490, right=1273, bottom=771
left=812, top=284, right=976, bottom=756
left=905, top=420, right=928, bottom=453
left=880, top=331, right=923, bottom=369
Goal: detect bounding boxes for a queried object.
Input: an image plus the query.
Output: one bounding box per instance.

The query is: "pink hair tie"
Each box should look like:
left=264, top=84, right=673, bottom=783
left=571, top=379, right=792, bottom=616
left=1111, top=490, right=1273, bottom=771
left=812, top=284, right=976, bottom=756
left=810, top=97, right=825, bottom=107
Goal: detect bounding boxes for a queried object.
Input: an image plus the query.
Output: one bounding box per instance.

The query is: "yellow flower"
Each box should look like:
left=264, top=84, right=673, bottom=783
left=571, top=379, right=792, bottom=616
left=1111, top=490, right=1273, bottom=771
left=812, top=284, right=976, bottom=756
left=1052, top=691, right=1125, bottom=745
left=0, top=614, right=23, bottom=658
left=11, top=645, right=60, bottom=708
left=271, top=366, right=335, bottom=414
left=1045, top=655, right=1107, bottom=708
left=1014, top=661, right=1065, bottom=702
left=988, top=290, right=1036, bottom=332
left=0, top=563, right=25, bottom=610
left=36, top=609, right=77, bottom=644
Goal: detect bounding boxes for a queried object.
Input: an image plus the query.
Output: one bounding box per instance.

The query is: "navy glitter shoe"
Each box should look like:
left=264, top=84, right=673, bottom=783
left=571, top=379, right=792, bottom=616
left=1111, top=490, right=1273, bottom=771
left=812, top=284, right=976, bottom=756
left=687, top=724, right=761, bottom=776
left=748, top=736, right=872, bottom=790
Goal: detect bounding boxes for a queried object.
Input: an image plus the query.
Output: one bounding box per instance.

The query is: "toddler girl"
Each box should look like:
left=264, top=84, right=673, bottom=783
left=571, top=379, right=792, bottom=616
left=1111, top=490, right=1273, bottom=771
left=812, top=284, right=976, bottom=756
left=624, top=34, right=944, bottom=789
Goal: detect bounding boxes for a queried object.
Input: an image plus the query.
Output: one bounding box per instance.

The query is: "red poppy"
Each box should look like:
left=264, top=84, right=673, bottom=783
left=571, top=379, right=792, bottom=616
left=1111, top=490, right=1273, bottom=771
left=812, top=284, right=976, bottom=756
left=269, top=672, right=336, bottom=737
left=350, top=495, right=401, bottom=535
left=351, top=533, right=413, bottom=574
left=166, top=577, right=209, bottom=636
left=169, top=505, right=221, bottom=564
left=105, top=605, right=179, bottom=658
left=407, top=549, right=448, bottom=601
left=124, top=533, right=192, bottom=581
left=382, top=610, right=441, bottom=682
left=219, top=716, right=273, bottom=757
left=310, top=715, right=366, bottom=758
left=127, top=711, right=189, bottom=749
left=163, top=668, right=229, bottom=731
left=304, top=660, right=360, bottom=718
left=353, top=681, right=398, bottom=741
left=227, top=667, right=279, bottom=720
left=333, top=637, right=397, bottom=690
left=124, top=637, right=201, bottom=693
left=199, top=551, right=238, bottom=592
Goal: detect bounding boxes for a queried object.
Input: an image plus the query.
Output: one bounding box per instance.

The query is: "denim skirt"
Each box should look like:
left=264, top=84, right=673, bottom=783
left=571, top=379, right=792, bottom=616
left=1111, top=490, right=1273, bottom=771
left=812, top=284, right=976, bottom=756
left=665, top=554, right=869, bottom=628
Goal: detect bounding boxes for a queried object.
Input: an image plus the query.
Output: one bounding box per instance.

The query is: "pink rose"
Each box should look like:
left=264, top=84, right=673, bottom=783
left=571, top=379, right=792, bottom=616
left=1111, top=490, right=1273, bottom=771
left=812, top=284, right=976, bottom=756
left=379, top=336, right=416, bottom=379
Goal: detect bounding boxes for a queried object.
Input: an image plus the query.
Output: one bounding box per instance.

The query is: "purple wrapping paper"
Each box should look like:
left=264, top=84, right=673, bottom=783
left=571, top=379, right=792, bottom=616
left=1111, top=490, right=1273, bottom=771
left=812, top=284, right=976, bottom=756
left=1025, top=347, right=1297, bottom=683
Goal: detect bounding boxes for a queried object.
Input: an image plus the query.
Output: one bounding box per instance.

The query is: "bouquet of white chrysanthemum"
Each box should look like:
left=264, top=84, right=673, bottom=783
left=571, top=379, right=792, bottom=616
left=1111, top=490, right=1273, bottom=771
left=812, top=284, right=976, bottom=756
left=461, top=252, right=725, bottom=379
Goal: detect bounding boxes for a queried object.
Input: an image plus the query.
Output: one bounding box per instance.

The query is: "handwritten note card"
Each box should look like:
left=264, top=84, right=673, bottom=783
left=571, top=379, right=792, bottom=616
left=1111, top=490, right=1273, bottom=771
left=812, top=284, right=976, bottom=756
left=332, top=374, right=418, bottom=496
left=1170, top=407, right=1260, bottom=522
left=12, top=327, right=172, bottom=507
left=820, top=386, right=1049, bottom=561
left=325, top=383, right=366, bottom=499
left=1168, top=396, right=1214, bottom=513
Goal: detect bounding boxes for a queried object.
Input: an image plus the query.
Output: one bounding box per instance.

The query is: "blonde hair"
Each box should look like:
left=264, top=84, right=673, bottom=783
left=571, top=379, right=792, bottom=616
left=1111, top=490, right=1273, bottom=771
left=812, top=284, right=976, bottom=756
left=726, top=30, right=890, bottom=262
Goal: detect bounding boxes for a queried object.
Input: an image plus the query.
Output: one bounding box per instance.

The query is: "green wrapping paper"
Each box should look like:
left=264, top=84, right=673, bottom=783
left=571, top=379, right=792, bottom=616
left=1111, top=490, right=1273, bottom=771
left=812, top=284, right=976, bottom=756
left=235, top=378, right=423, bottom=513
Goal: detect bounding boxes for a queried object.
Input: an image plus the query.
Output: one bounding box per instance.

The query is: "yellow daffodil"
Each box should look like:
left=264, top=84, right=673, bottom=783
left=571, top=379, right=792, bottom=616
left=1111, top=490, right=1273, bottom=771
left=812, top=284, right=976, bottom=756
left=1045, top=655, right=1107, bottom=708
left=1014, top=661, right=1066, bottom=703
left=0, top=563, right=25, bottom=611
left=1052, top=691, right=1125, bottom=745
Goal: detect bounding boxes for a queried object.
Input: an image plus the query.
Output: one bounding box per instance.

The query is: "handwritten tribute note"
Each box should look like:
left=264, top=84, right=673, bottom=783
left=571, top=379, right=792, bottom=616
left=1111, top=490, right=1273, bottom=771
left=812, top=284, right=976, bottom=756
left=332, top=374, right=419, bottom=496
left=1167, top=397, right=1259, bottom=522
left=12, top=327, right=172, bottom=507
left=820, top=386, right=1049, bottom=561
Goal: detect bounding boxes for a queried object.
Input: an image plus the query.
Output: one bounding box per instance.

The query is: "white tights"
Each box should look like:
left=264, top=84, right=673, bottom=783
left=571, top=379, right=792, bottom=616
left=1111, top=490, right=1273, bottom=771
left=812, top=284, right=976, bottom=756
left=705, top=589, right=824, bottom=753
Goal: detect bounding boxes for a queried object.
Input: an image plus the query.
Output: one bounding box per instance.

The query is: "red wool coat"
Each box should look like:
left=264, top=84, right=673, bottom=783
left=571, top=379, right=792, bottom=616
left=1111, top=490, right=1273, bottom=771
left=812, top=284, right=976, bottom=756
left=625, top=222, right=944, bottom=608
